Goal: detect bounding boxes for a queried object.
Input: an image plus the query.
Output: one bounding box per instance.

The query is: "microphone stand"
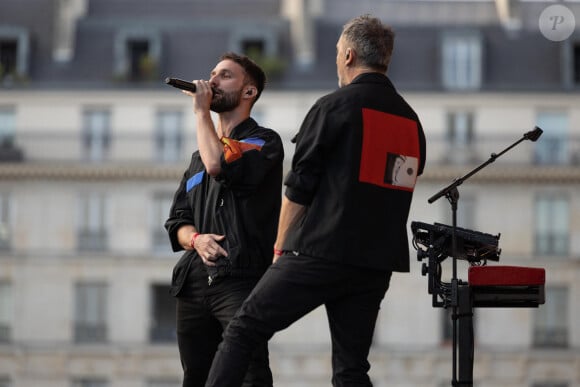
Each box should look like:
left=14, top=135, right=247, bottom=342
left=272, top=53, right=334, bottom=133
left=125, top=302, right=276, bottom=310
left=427, top=126, right=543, bottom=387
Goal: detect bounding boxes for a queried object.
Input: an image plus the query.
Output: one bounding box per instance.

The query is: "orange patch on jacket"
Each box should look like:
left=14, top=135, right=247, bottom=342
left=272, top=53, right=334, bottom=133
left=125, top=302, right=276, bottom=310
left=220, top=137, right=264, bottom=163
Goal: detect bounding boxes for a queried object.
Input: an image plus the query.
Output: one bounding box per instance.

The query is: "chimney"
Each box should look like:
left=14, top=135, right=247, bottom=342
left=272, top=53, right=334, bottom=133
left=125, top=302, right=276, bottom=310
left=495, top=0, right=522, bottom=32
left=53, top=0, right=88, bottom=62
left=282, top=0, right=323, bottom=71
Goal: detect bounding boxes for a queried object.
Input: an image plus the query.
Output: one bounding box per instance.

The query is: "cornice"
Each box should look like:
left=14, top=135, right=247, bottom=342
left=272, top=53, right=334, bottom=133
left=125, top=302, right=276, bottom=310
left=420, top=165, right=580, bottom=184
left=0, top=162, right=183, bottom=181
left=1, top=163, right=579, bottom=184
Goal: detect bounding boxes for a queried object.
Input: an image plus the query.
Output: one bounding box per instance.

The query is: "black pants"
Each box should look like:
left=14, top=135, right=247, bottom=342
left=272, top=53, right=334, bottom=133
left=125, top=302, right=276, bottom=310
left=176, top=275, right=273, bottom=387
left=204, top=253, right=392, bottom=387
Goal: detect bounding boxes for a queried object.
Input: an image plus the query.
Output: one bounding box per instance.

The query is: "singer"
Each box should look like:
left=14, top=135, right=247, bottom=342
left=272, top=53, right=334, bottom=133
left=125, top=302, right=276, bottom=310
left=164, top=52, right=283, bottom=387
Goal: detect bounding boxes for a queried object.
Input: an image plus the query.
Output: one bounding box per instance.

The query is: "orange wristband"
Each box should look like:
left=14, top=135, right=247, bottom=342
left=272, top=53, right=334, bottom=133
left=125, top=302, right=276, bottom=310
left=273, top=248, right=284, bottom=256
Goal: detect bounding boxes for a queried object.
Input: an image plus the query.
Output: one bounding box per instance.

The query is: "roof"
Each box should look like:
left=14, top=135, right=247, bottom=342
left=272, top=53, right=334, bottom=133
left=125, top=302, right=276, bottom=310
left=0, top=0, right=579, bottom=92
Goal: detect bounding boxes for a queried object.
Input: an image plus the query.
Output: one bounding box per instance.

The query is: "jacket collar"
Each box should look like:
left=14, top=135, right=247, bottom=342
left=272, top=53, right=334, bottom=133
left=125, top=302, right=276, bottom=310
left=350, top=72, right=394, bottom=89
left=228, top=117, right=258, bottom=139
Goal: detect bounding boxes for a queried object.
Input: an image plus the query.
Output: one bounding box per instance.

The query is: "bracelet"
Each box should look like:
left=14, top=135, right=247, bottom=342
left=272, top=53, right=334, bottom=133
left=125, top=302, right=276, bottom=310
left=273, top=248, right=284, bottom=256
left=190, top=232, right=200, bottom=249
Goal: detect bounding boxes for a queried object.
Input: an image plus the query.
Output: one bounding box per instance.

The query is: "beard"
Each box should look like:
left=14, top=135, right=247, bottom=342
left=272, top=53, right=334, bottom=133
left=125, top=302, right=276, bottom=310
left=210, top=88, right=243, bottom=113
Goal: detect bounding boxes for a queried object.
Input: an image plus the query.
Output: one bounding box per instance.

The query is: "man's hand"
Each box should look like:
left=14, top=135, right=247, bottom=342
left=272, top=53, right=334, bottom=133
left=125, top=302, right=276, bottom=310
left=194, top=233, right=228, bottom=267
left=182, top=80, right=213, bottom=114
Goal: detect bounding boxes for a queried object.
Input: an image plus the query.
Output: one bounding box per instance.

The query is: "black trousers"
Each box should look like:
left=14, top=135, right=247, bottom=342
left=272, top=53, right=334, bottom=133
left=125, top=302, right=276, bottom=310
left=176, top=274, right=273, bottom=387
left=204, top=253, right=392, bottom=387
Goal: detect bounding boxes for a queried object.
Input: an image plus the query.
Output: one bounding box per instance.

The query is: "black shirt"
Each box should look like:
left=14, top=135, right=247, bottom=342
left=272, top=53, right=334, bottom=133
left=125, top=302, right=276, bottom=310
left=283, top=73, right=426, bottom=272
left=165, top=117, right=284, bottom=295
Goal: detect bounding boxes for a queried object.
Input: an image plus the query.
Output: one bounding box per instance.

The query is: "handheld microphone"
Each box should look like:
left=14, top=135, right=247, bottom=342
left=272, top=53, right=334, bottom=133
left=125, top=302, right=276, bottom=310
left=164, top=77, right=196, bottom=93
left=524, top=126, right=543, bottom=142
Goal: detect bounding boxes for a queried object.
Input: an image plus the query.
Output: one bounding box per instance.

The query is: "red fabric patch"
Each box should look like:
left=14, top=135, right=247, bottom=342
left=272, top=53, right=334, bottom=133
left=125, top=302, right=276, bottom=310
left=359, top=109, right=420, bottom=191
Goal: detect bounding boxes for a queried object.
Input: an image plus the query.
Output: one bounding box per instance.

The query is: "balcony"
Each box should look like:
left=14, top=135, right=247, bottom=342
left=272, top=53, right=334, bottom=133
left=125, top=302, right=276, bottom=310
left=422, top=131, right=580, bottom=183
left=428, top=131, right=580, bottom=166
left=0, top=140, right=23, bottom=162
left=77, top=230, right=108, bottom=252
left=74, top=323, right=107, bottom=343
left=0, top=130, right=578, bottom=184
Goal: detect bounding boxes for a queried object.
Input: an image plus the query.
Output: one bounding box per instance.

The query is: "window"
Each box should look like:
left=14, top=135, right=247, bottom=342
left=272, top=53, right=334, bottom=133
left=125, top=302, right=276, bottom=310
left=457, top=195, right=476, bottom=230
left=534, top=195, right=569, bottom=256
left=0, top=27, right=29, bottom=83
left=152, top=193, right=173, bottom=253
left=0, top=193, right=10, bottom=250
left=445, top=111, right=475, bottom=164
left=150, top=284, right=176, bottom=343
left=242, top=38, right=265, bottom=58
left=82, top=108, right=111, bottom=162
left=0, top=282, right=13, bottom=343
left=443, top=194, right=476, bottom=230
left=114, top=30, right=160, bottom=82
left=0, top=106, right=22, bottom=161
left=127, top=39, right=152, bottom=81
left=155, top=109, right=183, bottom=162
left=71, top=378, right=108, bottom=387
left=251, top=108, right=265, bottom=125
left=533, top=286, right=568, bottom=348
left=0, top=40, right=17, bottom=80
left=573, top=41, right=580, bottom=85
left=0, top=107, right=15, bottom=147
left=442, top=32, right=482, bottom=90
left=535, top=112, right=568, bottom=165
left=232, top=31, right=274, bottom=58
left=447, top=111, right=474, bottom=148
left=78, top=194, right=108, bottom=251
left=441, top=308, right=454, bottom=344
left=230, top=30, right=285, bottom=78
left=441, top=307, right=476, bottom=346
left=74, top=282, right=108, bottom=343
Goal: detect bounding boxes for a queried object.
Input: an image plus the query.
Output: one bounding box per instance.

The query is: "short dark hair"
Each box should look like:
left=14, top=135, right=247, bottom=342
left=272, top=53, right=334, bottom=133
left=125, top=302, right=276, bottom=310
left=219, top=52, right=266, bottom=102
left=341, top=15, right=395, bottom=73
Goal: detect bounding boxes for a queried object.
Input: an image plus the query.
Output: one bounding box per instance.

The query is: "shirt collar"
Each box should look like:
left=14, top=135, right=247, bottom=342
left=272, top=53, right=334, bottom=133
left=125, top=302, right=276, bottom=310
left=350, top=72, right=394, bottom=89
left=228, top=117, right=258, bottom=139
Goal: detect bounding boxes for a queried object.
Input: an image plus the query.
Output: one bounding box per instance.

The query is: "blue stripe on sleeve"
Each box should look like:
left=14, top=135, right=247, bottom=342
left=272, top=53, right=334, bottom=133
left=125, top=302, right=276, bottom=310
left=241, top=137, right=266, bottom=147
left=186, top=171, right=204, bottom=192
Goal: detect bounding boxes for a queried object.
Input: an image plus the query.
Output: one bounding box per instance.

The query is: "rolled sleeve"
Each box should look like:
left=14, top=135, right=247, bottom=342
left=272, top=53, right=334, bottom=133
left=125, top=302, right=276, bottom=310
left=164, top=170, right=196, bottom=252
left=284, top=170, right=318, bottom=205
left=284, top=103, right=329, bottom=206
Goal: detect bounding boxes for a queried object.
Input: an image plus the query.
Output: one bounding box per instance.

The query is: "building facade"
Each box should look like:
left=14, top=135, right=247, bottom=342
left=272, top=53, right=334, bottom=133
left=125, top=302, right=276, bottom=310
left=1, top=1, right=579, bottom=386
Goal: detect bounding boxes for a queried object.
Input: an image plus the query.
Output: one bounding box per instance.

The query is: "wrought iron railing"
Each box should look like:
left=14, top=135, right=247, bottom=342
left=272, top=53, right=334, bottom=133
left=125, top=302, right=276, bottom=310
left=1, top=130, right=578, bottom=166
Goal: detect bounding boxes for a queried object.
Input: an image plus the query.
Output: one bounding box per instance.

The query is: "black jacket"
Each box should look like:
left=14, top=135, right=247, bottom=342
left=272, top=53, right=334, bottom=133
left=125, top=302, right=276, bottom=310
left=283, top=73, right=426, bottom=272
left=165, top=118, right=284, bottom=296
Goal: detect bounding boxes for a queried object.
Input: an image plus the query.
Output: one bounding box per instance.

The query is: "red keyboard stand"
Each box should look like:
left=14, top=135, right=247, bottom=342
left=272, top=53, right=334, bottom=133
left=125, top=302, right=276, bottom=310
left=411, top=218, right=546, bottom=386
left=454, top=265, right=546, bottom=385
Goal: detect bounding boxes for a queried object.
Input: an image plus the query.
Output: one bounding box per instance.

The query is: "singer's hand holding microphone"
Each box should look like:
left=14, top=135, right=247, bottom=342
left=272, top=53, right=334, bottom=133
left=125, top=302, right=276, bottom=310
left=165, top=77, right=216, bottom=94
left=166, top=77, right=215, bottom=112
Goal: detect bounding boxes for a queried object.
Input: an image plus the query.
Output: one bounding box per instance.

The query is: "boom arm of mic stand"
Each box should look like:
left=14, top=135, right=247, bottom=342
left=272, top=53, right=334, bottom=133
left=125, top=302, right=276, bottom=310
left=428, top=127, right=542, bottom=204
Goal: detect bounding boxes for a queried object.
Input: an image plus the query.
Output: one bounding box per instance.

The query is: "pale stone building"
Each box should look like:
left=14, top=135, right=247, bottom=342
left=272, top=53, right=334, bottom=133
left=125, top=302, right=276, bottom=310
left=1, top=1, right=579, bottom=386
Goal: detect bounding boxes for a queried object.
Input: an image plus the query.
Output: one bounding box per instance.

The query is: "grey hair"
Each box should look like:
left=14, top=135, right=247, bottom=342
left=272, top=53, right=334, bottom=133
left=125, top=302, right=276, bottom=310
left=341, top=15, right=395, bottom=73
